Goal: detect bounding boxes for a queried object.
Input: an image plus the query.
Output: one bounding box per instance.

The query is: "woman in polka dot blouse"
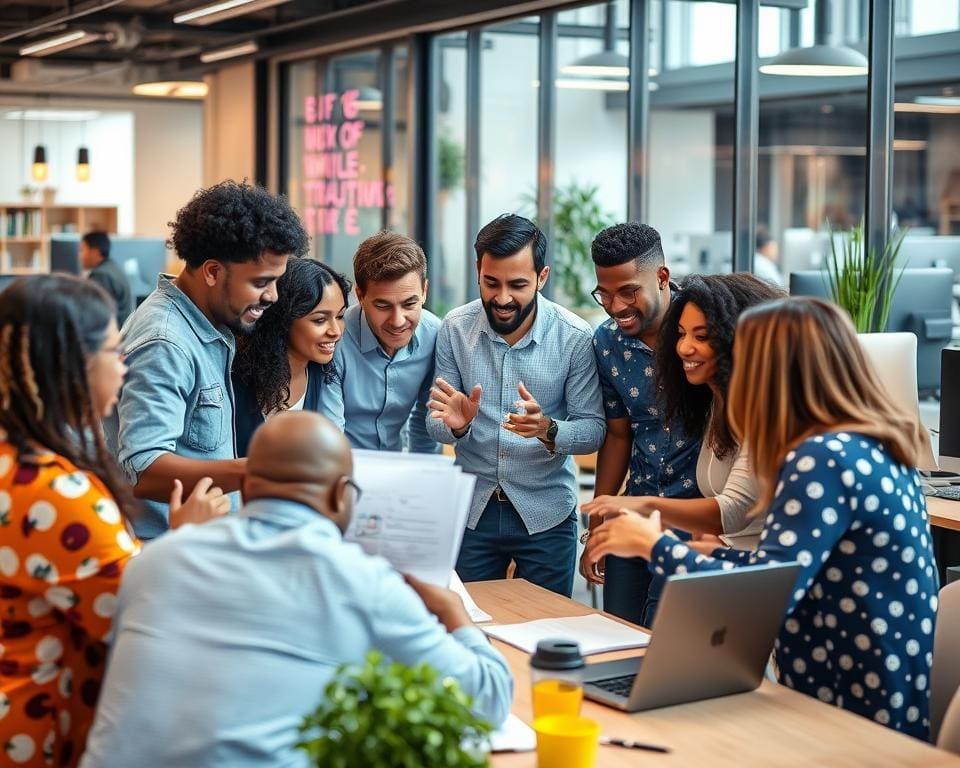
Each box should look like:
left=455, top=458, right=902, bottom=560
left=585, top=297, right=937, bottom=739
left=0, top=276, right=227, bottom=767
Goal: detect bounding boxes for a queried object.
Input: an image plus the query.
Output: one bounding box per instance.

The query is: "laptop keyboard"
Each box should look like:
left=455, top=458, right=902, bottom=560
left=930, top=485, right=960, bottom=501
left=590, top=673, right=638, bottom=697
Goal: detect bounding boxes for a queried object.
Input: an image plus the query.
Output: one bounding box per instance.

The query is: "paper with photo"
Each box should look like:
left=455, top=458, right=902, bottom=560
left=344, top=452, right=475, bottom=587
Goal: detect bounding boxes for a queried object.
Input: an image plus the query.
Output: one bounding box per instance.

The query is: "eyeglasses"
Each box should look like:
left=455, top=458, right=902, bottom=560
left=344, top=477, right=363, bottom=503
left=590, top=286, right=643, bottom=306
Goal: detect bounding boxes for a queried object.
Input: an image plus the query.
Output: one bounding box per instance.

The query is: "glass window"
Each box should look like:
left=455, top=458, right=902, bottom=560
left=650, top=0, right=736, bottom=279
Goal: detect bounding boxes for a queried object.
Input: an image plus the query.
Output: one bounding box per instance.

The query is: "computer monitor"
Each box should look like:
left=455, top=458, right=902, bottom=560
left=686, top=233, right=733, bottom=275
left=790, top=267, right=954, bottom=393
left=939, top=348, right=960, bottom=473
left=899, top=235, right=960, bottom=283
left=857, top=333, right=937, bottom=471
left=50, top=235, right=81, bottom=275
left=110, top=238, right=169, bottom=304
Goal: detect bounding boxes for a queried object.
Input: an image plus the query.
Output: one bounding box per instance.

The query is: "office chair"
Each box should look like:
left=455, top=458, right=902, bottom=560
left=931, top=580, right=960, bottom=742
left=939, top=688, right=960, bottom=754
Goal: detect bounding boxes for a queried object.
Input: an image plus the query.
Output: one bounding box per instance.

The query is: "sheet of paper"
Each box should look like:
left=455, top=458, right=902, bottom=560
left=343, top=452, right=474, bottom=587
left=489, top=714, right=536, bottom=753
left=449, top=572, right=492, bottom=623
left=482, top=613, right=651, bottom=655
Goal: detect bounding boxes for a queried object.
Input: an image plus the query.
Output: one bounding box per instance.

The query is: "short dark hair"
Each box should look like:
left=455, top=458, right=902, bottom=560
left=474, top=214, right=546, bottom=273
left=591, top=223, right=664, bottom=269
left=756, top=224, right=773, bottom=252
left=655, top=272, right=785, bottom=459
left=82, top=231, right=111, bottom=259
left=353, top=231, right=427, bottom=291
left=168, top=180, right=310, bottom=269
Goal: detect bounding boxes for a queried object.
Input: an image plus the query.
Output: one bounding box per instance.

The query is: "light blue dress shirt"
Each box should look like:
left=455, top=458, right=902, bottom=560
left=104, top=275, right=240, bottom=539
left=426, top=295, right=606, bottom=534
left=80, top=499, right=513, bottom=768
left=318, top=304, right=441, bottom=453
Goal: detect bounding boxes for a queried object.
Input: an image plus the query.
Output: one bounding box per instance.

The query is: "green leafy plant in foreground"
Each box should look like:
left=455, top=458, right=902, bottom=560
left=824, top=221, right=907, bottom=333
left=297, top=651, right=493, bottom=768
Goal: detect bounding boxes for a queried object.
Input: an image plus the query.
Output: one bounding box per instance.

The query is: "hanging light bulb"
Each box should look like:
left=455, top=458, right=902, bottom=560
left=32, top=145, right=48, bottom=182
left=76, top=146, right=91, bottom=182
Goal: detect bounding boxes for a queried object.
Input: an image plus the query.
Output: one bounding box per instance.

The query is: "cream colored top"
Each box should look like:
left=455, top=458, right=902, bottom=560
left=695, top=441, right=763, bottom=542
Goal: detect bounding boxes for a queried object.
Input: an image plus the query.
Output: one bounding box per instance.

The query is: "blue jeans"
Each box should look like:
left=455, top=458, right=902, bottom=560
left=456, top=493, right=577, bottom=597
left=603, top=529, right=692, bottom=628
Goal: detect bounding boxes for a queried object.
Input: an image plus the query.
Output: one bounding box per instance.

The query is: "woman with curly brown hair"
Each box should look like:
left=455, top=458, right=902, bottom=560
left=232, top=259, right=351, bottom=456
left=584, top=272, right=784, bottom=540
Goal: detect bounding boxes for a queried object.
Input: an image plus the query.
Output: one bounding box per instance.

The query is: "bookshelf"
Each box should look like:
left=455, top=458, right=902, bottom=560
left=0, top=203, right=119, bottom=273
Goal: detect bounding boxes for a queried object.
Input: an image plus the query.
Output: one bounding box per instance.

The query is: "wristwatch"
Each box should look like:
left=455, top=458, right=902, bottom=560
left=544, top=417, right=559, bottom=442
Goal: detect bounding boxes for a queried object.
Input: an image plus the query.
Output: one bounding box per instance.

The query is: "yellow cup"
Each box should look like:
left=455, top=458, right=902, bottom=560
left=533, top=714, right=600, bottom=768
left=532, top=678, right=583, bottom=718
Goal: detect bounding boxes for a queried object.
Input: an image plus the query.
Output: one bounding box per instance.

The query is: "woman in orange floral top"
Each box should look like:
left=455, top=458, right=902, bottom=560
left=0, top=275, right=228, bottom=767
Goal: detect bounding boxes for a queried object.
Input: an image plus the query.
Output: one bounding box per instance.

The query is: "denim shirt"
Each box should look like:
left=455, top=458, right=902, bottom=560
left=592, top=316, right=700, bottom=499
left=107, top=275, right=239, bottom=539
left=317, top=304, right=441, bottom=453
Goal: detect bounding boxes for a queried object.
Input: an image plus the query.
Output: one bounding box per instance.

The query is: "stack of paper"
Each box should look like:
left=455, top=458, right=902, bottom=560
left=482, top=614, right=651, bottom=655
left=449, top=572, right=492, bottom=623
left=344, top=449, right=476, bottom=587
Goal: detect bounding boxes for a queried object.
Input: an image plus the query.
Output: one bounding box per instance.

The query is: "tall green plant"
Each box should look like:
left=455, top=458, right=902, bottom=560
left=297, top=651, right=492, bottom=768
left=824, top=221, right=907, bottom=333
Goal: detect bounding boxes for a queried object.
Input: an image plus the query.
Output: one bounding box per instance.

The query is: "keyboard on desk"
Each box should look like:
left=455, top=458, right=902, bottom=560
left=590, top=673, right=638, bottom=698
left=930, top=485, right=960, bottom=501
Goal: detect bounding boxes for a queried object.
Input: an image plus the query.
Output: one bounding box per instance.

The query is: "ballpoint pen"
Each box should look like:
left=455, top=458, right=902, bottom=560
left=600, top=736, right=670, bottom=754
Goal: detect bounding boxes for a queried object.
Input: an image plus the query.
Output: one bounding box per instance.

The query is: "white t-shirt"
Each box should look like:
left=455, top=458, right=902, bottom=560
left=263, top=388, right=306, bottom=420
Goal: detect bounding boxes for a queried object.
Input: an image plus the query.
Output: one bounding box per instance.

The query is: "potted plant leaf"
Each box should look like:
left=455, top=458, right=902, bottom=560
left=297, top=651, right=493, bottom=768
left=823, top=221, right=908, bottom=333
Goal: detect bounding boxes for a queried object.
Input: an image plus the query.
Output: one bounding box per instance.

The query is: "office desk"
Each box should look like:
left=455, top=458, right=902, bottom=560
left=471, top=579, right=959, bottom=767
left=929, top=495, right=960, bottom=533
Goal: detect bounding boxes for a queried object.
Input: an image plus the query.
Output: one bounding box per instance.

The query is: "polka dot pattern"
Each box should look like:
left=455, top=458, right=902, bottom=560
left=0, top=439, right=135, bottom=767
left=651, top=431, right=937, bottom=740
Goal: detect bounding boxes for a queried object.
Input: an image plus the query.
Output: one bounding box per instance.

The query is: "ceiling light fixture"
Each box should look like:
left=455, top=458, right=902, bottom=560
left=76, top=147, right=91, bottom=182
left=19, top=30, right=103, bottom=57
left=32, top=145, right=48, bottom=182
left=133, top=81, right=209, bottom=99
left=200, top=40, right=258, bottom=63
left=894, top=102, right=960, bottom=114
left=759, top=0, right=868, bottom=77
left=354, top=86, right=383, bottom=111
left=174, top=0, right=291, bottom=26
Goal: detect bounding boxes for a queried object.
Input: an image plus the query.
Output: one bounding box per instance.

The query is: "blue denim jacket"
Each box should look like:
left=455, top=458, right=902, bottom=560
left=107, top=275, right=239, bottom=539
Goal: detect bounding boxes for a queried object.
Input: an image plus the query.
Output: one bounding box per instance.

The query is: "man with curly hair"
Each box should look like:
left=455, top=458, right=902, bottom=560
left=582, top=223, right=700, bottom=627
left=107, top=180, right=309, bottom=539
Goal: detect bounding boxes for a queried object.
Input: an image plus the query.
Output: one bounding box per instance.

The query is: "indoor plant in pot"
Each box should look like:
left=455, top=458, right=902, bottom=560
left=297, top=651, right=493, bottom=768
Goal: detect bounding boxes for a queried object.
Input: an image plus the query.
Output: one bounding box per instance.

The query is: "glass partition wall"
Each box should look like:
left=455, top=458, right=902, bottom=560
left=279, top=0, right=960, bottom=312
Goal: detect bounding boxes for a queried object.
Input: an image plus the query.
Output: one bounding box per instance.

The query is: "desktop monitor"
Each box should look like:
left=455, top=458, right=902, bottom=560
left=111, top=238, right=168, bottom=304
left=899, top=235, right=960, bottom=283
left=686, top=233, right=733, bottom=275
left=940, top=348, right=960, bottom=473
left=790, top=267, right=954, bottom=393
left=50, top=235, right=81, bottom=275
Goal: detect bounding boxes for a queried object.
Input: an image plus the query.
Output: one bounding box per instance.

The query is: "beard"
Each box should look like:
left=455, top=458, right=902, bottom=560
left=611, top=291, right=662, bottom=338
left=224, top=303, right=271, bottom=336
left=482, top=293, right=538, bottom=335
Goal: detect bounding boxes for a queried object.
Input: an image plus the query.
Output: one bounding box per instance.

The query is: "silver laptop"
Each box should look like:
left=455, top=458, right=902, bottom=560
left=583, top=561, right=799, bottom=712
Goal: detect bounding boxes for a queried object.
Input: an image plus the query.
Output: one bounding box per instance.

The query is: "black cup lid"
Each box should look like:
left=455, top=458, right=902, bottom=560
left=530, top=639, right=584, bottom=670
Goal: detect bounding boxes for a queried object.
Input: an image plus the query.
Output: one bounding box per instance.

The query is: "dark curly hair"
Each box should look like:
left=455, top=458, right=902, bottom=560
left=233, top=259, right=351, bottom=414
left=169, top=180, right=310, bottom=268
left=591, top=223, right=664, bottom=269
left=0, top=275, right=137, bottom=521
left=656, top=273, right=785, bottom=459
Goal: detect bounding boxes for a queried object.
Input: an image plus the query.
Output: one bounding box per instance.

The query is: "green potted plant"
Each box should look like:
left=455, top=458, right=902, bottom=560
left=823, top=221, right=908, bottom=333
left=297, top=651, right=493, bottom=768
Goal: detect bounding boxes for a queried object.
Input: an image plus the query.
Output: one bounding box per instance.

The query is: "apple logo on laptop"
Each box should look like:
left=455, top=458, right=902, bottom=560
left=710, top=627, right=727, bottom=647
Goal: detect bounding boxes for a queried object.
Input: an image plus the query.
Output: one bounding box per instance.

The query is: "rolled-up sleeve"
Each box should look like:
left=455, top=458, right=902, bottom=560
left=552, top=330, right=606, bottom=455
left=117, top=339, right=192, bottom=484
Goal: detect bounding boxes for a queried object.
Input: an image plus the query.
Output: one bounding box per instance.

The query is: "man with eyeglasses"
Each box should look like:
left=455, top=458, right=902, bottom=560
left=579, top=223, right=701, bottom=628
left=83, top=411, right=513, bottom=768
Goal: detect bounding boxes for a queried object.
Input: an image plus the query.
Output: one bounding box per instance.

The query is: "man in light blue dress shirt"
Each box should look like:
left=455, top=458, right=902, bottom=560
left=81, top=411, right=512, bottom=768
left=318, top=231, right=440, bottom=453
left=427, top=215, right=606, bottom=596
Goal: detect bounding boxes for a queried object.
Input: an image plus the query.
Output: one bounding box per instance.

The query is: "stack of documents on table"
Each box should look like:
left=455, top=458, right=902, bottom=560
left=450, top=571, right=492, bottom=623
left=344, top=449, right=476, bottom=587
left=482, top=614, right=651, bottom=655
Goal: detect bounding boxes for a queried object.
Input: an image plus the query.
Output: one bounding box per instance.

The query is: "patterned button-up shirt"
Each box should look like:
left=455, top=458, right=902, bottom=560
left=592, top=316, right=700, bottom=499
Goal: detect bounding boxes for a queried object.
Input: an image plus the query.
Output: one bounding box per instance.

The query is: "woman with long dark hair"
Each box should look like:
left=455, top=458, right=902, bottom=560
left=0, top=275, right=226, bottom=767
left=584, top=273, right=783, bottom=540
left=232, top=259, right=351, bottom=456
left=585, top=297, right=936, bottom=738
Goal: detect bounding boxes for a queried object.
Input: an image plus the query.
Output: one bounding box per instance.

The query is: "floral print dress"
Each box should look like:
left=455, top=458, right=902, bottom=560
left=0, top=435, right=139, bottom=767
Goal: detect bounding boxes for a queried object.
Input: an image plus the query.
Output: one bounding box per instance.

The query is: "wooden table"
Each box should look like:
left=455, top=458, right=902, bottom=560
left=472, top=579, right=960, bottom=767
left=929, top=495, right=960, bottom=533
